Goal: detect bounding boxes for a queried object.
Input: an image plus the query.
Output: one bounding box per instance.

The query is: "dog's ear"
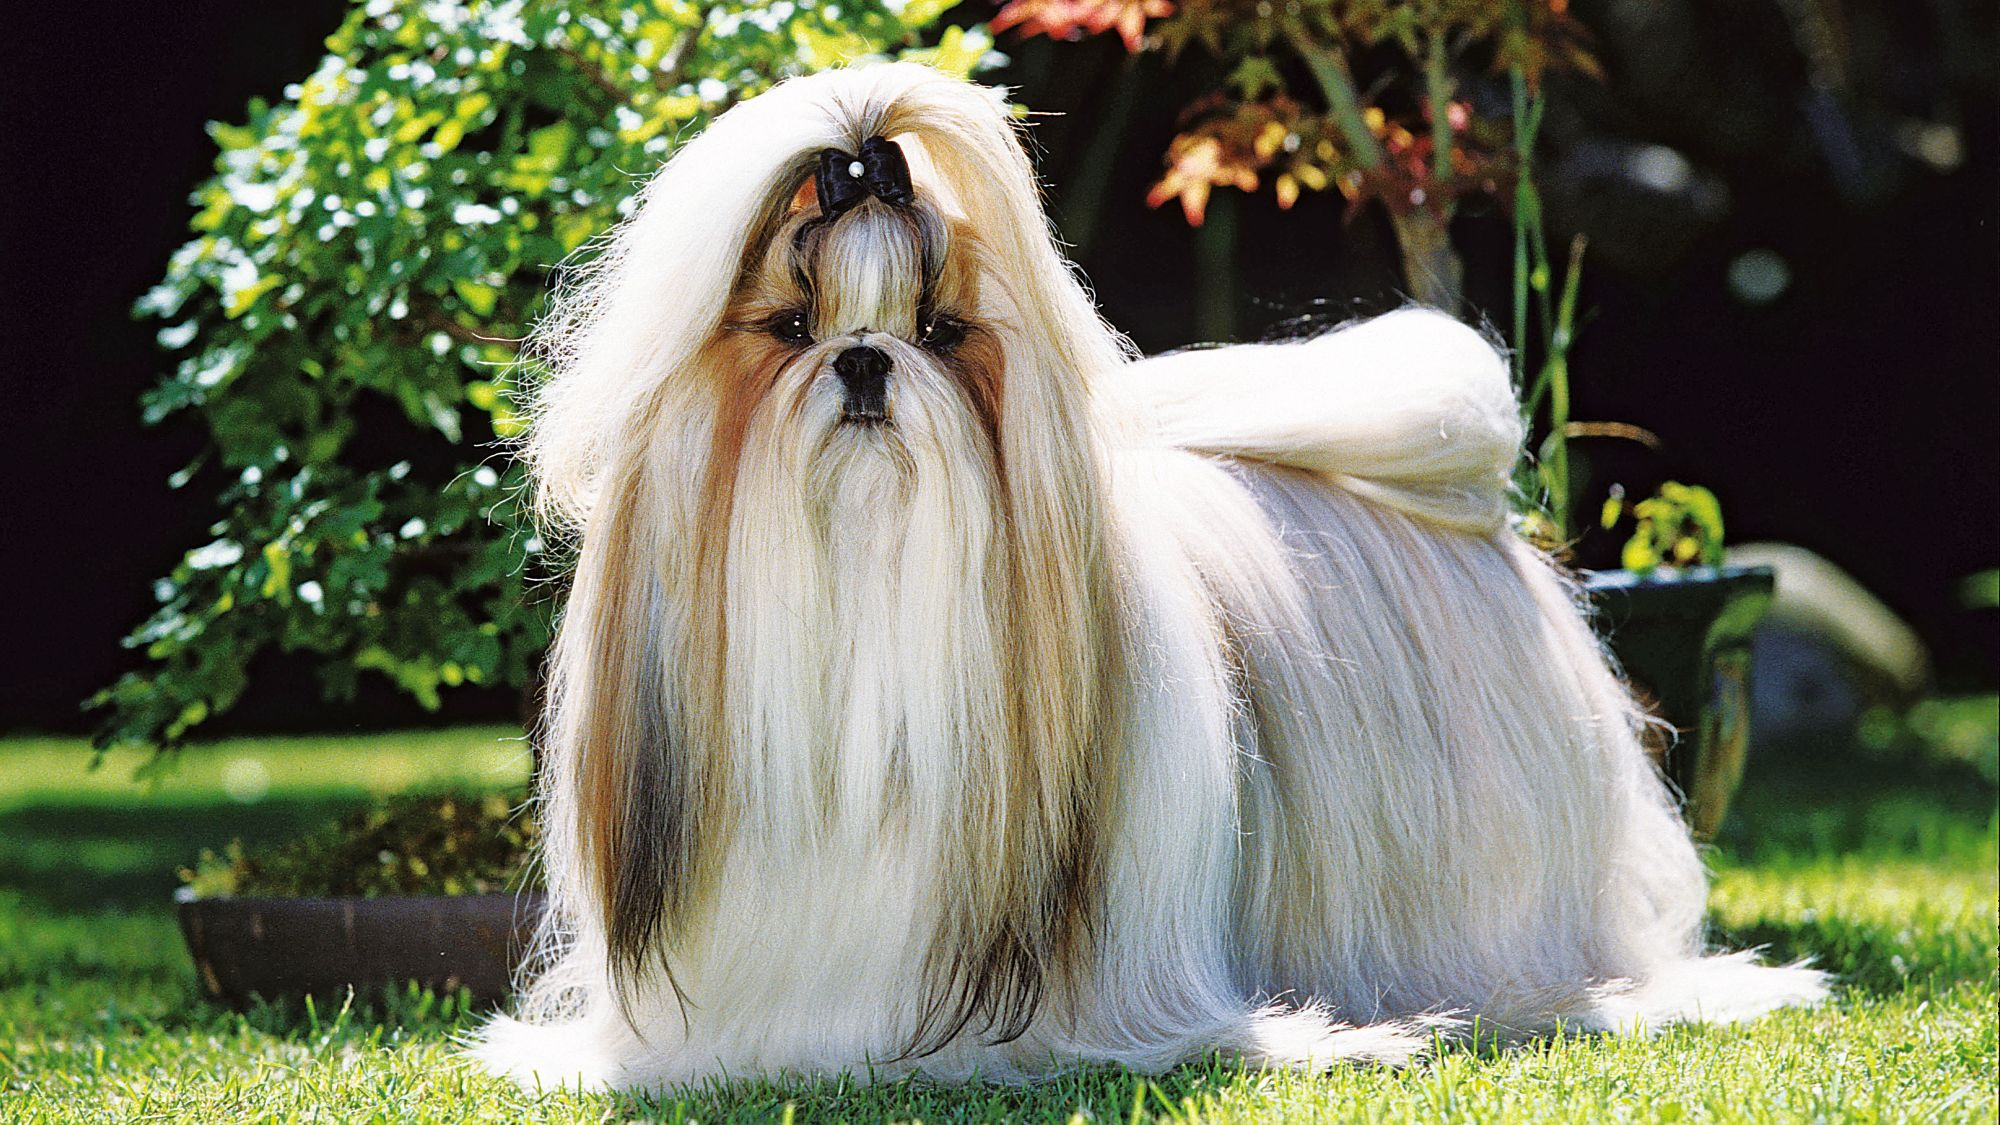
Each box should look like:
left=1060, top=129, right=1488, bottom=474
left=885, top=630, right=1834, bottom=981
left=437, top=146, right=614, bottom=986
left=523, top=80, right=838, bottom=531
left=539, top=462, right=712, bottom=1014
left=786, top=175, right=819, bottom=216
left=525, top=83, right=874, bottom=995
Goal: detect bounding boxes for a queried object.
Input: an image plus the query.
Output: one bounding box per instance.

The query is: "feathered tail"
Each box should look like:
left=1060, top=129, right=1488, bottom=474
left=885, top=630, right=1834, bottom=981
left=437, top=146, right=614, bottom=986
left=1115, top=309, right=1521, bottom=535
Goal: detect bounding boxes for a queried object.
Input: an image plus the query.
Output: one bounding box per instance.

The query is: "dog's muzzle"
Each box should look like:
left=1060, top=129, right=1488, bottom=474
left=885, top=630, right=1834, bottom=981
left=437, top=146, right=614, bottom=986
left=833, top=344, right=891, bottom=424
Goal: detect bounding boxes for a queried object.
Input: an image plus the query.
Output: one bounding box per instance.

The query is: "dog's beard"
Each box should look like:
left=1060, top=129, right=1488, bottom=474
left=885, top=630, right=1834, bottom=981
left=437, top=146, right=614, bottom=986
left=684, top=191, right=1096, bottom=1054
left=724, top=336, right=1008, bottom=843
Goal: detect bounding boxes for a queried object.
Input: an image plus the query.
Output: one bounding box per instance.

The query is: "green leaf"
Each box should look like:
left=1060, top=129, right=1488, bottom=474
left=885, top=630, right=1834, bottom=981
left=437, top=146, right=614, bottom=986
left=1228, top=56, right=1284, bottom=100
left=223, top=273, right=283, bottom=319
left=260, top=542, right=293, bottom=600
left=451, top=278, right=499, bottom=316
left=1959, top=569, right=2000, bottom=610
left=465, top=380, right=500, bottom=411
left=1621, top=534, right=1662, bottom=573
left=431, top=117, right=467, bottom=154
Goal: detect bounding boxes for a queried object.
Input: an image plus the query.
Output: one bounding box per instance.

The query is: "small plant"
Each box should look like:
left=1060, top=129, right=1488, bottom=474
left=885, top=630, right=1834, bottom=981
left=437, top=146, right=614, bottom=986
left=179, top=790, right=536, bottom=899
left=1604, top=480, right=1726, bottom=574
left=1505, top=59, right=1720, bottom=561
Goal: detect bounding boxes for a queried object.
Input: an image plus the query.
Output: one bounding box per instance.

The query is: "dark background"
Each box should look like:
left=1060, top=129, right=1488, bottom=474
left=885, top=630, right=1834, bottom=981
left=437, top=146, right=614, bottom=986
left=2, top=1, right=1994, bottom=736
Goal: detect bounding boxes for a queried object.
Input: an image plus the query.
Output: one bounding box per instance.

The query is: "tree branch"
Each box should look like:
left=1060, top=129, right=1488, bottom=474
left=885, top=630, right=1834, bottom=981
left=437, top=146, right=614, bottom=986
left=652, top=21, right=704, bottom=92
left=554, top=42, right=633, bottom=106
left=1298, top=39, right=1383, bottom=170
left=1423, top=30, right=1453, bottom=184
left=556, top=12, right=710, bottom=104
left=413, top=307, right=518, bottom=351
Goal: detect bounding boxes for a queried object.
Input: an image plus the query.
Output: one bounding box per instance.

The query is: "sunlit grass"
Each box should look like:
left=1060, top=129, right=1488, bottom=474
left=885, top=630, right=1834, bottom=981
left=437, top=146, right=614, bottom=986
left=0, top=728, right=1993, bottom=1123
left=0, top=726, right=531, bottom=808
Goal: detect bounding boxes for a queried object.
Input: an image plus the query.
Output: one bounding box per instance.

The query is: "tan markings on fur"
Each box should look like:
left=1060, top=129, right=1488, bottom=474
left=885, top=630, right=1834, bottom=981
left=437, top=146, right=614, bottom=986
left=881, top=113, right=1126, bottom=1052
left=566, top=457, right=695, bottom=1000
left=571, top=328, right=790, bottom=1017
left=934, top=222, right=1006, bottom=449
left=585, top=181, right=812, bottom=1016
left=679, top=329, right=793, bottom=849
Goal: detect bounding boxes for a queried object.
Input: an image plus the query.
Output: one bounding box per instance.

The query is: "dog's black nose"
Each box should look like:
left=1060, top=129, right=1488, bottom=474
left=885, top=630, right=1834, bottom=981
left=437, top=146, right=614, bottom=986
left=833, top=345, right=890, bottom=422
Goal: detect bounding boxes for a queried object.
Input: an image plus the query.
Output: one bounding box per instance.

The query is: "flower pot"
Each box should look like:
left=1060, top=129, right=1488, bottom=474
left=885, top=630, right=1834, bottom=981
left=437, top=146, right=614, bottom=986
left=178, top=891, right=546, bottom=1008
left=1584, top=564, right=1776, bottom=839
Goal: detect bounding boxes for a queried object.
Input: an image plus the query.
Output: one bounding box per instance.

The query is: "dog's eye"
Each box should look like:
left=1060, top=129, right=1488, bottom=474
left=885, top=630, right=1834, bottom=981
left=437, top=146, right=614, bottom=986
left=918, top=315, right=965, bottom=352
left=769, top=310, right=813, bottom=344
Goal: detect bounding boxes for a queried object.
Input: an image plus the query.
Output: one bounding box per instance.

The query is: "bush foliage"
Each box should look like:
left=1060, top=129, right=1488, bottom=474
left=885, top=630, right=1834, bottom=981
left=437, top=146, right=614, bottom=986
left=96, top=0, right=993, bottom=765
left=179, top=790, right=536, bottom=899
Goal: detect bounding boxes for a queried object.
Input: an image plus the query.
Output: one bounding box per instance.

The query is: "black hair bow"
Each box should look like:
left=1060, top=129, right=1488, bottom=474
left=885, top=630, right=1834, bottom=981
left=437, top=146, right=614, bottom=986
left=814, top=136, right=913, bottom=217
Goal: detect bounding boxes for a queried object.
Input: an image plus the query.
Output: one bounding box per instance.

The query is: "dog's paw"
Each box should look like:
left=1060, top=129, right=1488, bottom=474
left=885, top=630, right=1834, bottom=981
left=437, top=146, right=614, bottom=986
left=1239, top=1005, right=1445, bottom=1069
left=463, top=1014, right=619, bottom=1092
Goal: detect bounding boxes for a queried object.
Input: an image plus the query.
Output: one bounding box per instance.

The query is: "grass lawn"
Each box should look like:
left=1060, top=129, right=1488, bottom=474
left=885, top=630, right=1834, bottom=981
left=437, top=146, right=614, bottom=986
left=1, top=723, right=1994, bottom=1123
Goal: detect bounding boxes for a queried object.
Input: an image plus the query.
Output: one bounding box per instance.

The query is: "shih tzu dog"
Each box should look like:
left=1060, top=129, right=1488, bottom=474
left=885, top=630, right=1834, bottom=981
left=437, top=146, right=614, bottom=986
left=474, top=63, right=1824, bottom=1090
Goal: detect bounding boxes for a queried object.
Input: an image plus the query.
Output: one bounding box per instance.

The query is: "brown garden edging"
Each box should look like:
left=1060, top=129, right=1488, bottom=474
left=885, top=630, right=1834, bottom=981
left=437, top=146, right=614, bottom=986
left=178, top=891, right=546, bottom=1007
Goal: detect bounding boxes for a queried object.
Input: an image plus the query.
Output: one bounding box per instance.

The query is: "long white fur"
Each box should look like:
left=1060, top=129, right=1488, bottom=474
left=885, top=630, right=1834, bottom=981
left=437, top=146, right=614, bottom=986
left=474, top=62, right=1826, bottom=1091
left=1117, top=315, right=1523, bottom=534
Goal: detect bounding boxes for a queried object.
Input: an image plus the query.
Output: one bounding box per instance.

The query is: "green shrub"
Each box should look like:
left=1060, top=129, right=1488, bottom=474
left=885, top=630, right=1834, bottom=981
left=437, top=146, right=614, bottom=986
left=179, top=790, right=536, bottom=898
left=95, top=0, right=994, bottom=770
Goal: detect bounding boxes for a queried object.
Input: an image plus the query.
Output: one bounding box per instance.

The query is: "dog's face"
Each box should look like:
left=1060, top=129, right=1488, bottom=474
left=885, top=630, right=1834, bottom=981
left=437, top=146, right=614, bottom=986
left=711, top=186, right=1007, bottom=505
